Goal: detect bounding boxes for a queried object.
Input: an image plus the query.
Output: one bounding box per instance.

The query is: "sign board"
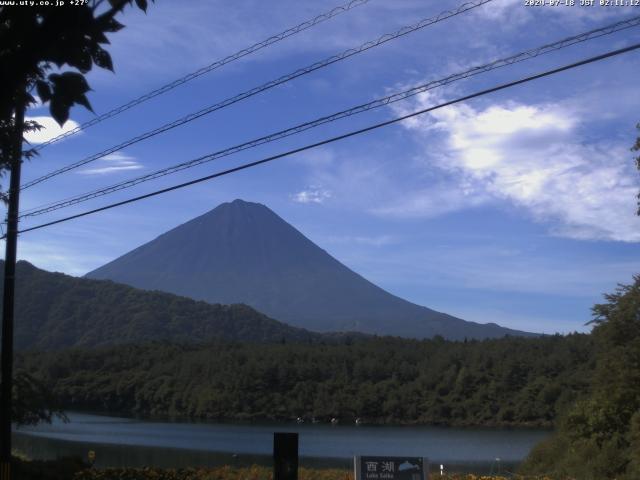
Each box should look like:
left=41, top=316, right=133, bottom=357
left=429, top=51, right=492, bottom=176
left=354, top=456, right=429, bottom=480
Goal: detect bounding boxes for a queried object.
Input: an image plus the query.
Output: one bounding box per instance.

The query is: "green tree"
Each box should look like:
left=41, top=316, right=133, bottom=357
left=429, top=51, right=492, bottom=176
left=0, top=4, right=154, bottom=472
left=10, top=371, right=66, bottom=426
left=521, top=277, right=640, bottom=479
left=1, top=0, right=153, bottom=178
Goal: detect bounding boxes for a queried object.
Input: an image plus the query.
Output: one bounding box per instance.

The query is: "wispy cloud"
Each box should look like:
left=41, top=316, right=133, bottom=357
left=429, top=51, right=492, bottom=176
left=77, top=152, right=143, bottom=175
left=298, top=144, right=492, bottom=219
left=24, top=116, right=80, bottom=144
left=371, top=181, right=491, bottom=218
left=291, top=186, right=332, bottom=204
left=94, top=0, right=535, bottom=86
left=392, top=92, right=640, bottom=242
left=475, top=0, right=630, bottom=25
left=14, top=241, right=112, bottom=277
left=92, top=0, right=382, bottom=83
left=323, top=234, right=398, bottom=247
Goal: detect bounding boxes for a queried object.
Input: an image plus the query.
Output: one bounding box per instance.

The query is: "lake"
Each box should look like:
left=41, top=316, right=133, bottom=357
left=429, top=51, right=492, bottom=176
left=14, top=412, right=551, bottom=473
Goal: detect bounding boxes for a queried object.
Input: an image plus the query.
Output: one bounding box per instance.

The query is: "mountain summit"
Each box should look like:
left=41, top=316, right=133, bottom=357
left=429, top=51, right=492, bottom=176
left=86, top=199, right=534, bottom=339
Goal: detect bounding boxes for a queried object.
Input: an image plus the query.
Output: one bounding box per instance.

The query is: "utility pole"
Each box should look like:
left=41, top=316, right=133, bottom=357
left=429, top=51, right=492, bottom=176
left=0, top=95, right=25, bottom=480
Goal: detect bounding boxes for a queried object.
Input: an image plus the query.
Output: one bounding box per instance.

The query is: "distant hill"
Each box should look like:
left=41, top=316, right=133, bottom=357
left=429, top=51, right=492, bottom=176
left=2, top=260, right=320, bottom=350
left=86, top=199, right=536, bottom=340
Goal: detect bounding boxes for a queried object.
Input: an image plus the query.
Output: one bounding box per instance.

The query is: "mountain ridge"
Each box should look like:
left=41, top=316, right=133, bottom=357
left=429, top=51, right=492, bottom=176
left=86, top=199, right=536, bottom=340
left=1, top=259, right=326, bottom=350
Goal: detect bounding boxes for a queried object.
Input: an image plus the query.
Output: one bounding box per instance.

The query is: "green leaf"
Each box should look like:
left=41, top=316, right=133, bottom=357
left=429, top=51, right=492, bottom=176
left=49, top=98, right=69, bottom=126
left=107, top=0, right=131, bottom=8
left=48, top=72, right=94, bottom=124
left=76, top=94, right=94, bottom=113
left=51, top=72, right=91, bottom=95
left=91, top=46, right=114, bottom=72
left=67, top=46, right=93, bottom=74
left=35, top=80, right=52, bottom=103
left=24, top=120, right=43, bottom=133
left=92, top=28, right=111, bottom=45
left=105, top=18, right=125, bottom=33
left=135, top=0, right=148, bottom=12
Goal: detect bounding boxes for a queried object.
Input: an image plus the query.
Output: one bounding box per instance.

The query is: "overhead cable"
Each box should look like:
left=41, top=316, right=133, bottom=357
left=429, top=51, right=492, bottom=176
left=19, top=14, right=640, bottom=218
left=12, top=42, right=640, bottom=238
left=31, top=0, right=374, bottom=151
left=21, top=0, right=494, bottom=189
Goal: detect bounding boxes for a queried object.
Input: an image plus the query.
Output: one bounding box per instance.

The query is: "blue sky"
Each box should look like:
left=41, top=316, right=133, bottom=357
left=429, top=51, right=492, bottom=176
left=7, top=0, right=640, bottom=334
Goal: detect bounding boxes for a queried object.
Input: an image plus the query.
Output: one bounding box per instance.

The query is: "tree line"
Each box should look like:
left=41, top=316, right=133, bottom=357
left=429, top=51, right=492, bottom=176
left=520, top=276, right=640, bottom=479
left=18, top=333, right=593, bottom=427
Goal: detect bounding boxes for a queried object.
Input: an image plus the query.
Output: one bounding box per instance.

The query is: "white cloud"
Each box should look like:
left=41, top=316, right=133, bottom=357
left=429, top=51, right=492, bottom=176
left=475, top=0, right=528, bottom=24
left=291, top=186, right=332, bottom=204
left=393, top=92, right=640, bottom=242
left=294, top=149, right=337, bottom=168
left=93, top=0, right=388, bottom=83
left=102, top=152, right=136, bottom=162
left=323, top=234, right=398, bottom=247
left=93, top=0, right=541, bottom=87
left=475, top=0, right=631, bottom=25
left=298, top=143, right=495, bottom=220
left=77, top=152, right=143, bottom=175
left=371, top=182, right=491, bottom=218
left=24, top=116, right=80, bottom=144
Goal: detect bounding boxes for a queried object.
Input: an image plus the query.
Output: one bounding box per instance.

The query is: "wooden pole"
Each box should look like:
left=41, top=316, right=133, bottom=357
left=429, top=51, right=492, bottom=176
left=0, top=97, right=25, bottom=480
left=274, top=432, right=298, bottom=480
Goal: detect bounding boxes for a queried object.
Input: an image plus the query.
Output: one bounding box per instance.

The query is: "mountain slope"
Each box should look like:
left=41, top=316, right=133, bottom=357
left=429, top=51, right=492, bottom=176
left=2, top=260, right=320, bottom=350
left=87, top=199, right=535, bottom=340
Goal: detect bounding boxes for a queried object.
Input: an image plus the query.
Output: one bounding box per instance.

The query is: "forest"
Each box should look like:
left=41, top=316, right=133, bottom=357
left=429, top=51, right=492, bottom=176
left=520, top=276, right=640, bottom=480
left=3, top=260, right=324, bottom=350
left=11, top=273, right=640, bottom=480
left=18, top=333, right=593, bottom=427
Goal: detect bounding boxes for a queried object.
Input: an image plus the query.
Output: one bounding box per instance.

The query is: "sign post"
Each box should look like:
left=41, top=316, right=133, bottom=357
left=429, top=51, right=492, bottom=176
left=274, top=432, right=298, bottom=480
left=355, top=456, right=429, bottom=480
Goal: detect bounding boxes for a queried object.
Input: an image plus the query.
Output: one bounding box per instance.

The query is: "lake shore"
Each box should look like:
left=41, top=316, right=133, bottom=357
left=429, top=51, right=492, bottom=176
left=15, top=459, right=556, bottom=480
left=67, top=408, right=558, bottom=430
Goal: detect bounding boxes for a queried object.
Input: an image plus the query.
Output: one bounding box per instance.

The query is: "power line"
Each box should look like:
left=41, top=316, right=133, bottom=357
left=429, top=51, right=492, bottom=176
left=21, top=14, right=639, bottom=216
left=21, top=0, right=494, bottom=190
left=19, top=14, right=640, bottom=219
left=12, top=42, right=640, bottom=238
left=30, top=0, right=373, bottom=151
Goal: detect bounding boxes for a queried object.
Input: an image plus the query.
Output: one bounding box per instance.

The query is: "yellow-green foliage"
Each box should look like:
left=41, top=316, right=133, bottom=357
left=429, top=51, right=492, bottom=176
left=14, top=456, right=87, bottom=480
left=9, top=457, right=564, bottom=480
left=74, top=466, right=346, bottom=480
left=73, top=465, right=557, bottom=480
left=520, top=277, right=640, bottom=480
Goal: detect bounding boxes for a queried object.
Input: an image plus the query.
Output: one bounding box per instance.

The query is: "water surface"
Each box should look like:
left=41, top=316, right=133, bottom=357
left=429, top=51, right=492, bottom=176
left=15, top=412, right=550, bottom=472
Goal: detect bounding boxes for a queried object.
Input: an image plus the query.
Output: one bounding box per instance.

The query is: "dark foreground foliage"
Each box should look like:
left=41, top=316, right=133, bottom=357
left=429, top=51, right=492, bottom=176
left=11, top=370, right=66, bottom=426
left=74, top=465, right=351, bottom=480
left=13, top=456, right=86, bottom=480
left=73, top=465, right=553, bottom=480
left=19, top=333, right=592, bottom=427
left=12, top=461, right=555, bottom=480
left=521, top=276, right=640, bottom=479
